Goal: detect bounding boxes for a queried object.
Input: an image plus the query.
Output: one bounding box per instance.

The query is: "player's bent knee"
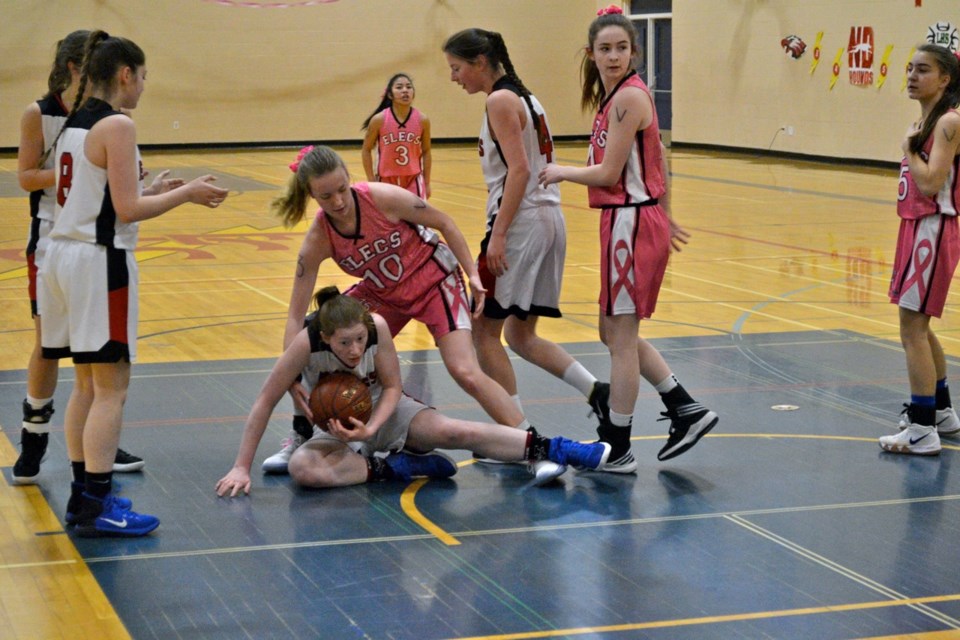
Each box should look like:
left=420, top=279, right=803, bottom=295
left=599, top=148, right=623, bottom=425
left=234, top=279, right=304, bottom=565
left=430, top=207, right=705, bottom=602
left=447, top=365, right=483, bottom=395
left=289, top=456, right=336, bottom=488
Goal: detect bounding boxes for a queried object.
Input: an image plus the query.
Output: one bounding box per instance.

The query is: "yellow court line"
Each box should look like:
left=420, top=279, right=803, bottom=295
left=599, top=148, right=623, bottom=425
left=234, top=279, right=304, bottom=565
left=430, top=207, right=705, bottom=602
left=447, top=593, right=960, bottom=640
left=671, top=270, right=902, bottom=332
left=398, top=434, right=960, bottom=548
left=400, top=477, right=461, bottom=546
left=235, top=279, right=289, bottom=307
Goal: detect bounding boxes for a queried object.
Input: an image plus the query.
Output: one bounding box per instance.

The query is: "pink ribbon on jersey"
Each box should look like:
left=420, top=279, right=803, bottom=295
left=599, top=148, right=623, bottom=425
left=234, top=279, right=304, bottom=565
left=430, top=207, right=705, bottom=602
left=442, top=273, right=470, bottom=320
left=901, top=239, right=934, bottom=301
left=289, top=145, right=314, bottom=174
left=611, top=239, right=635, bottom=303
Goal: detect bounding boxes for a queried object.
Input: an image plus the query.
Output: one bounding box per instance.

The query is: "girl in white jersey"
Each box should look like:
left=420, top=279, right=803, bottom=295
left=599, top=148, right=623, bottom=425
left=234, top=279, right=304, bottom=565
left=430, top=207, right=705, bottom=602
left=539, top=7, right=718, bottom=471
left=361, top=73, right=432, bottom=199
left=13, top=30, right=145, bottom=485
left=879, top=45, right=960, bottom=456
left=442, top=28, right=610, bottom=457
left=215, top=287, right=609, bottom=496
left=39, top=30, right=228, bottom=537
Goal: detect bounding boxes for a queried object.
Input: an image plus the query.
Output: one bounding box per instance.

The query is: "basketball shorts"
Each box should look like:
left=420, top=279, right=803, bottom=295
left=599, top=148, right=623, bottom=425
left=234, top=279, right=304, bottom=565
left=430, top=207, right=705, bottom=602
left=889, top=213, right=959, bottom=318
left=26, top=217, right=53, bottom=317
left=599, top=203, right=670, bottom=318
left=380, top=174, right=425, bottom=199
left=345, top=270, right=472, bottom=342
left=478, top=204, right=565, bottom=320
left=39, top=239, right=138, bottom=363
left=308, top=393, right=430, bottom=456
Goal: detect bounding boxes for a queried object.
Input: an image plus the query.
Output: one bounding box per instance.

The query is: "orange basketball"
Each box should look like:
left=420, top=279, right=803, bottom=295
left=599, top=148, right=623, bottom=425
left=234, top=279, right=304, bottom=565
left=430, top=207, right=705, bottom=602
left=309, top=372, right=373, bottom=429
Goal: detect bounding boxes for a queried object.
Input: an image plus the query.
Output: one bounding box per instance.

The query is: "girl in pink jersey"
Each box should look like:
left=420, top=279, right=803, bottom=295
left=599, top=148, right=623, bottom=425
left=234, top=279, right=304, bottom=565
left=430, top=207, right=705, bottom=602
left=269, top=146, right=569, bottom=484
left=880, top=45, right=960, bottom=456
left=538, top=6, right=718, bottom=471
left=361, top=73, right=432, bottom=199
left=13, top=30, right=145, bottom=486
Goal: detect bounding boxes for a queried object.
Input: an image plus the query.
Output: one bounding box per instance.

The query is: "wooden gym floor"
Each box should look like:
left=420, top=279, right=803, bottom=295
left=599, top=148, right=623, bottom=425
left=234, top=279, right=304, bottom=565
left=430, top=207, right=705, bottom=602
left=1, top=144, right=959, bottom=639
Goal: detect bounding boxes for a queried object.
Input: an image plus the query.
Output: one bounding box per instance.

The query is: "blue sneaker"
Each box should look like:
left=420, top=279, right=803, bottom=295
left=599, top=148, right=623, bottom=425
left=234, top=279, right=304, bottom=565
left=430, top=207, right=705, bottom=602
left=65, top=483, right=132, bottom=526
left=548, top=437, right=611, bottom=470
left=74, top=494, right=160, bottom=538
left=384, top=450, right=457, bottom=482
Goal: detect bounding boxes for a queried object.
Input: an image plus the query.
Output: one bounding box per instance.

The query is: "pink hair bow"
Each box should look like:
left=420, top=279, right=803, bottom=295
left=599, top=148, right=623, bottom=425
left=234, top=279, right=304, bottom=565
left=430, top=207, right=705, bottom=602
left=289, top=145, right=315, bottom=173
left=597, top=4, right=623, bottom=16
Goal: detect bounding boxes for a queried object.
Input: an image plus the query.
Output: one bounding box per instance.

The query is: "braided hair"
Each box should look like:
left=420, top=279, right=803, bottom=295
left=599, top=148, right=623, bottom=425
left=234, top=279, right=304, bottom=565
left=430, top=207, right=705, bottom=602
left=44, top=30, right=90, bottom=99
left=443, top=28, right=531, bottom=98
left=39, top=30, right=144, bottom=168
left=443, top=29, right=550, bottom=147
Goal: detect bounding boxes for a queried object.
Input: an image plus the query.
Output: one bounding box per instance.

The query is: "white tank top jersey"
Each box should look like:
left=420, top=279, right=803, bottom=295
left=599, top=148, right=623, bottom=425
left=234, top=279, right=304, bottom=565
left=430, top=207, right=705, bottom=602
left=52, top=98, right=143, bottom=250
left=479, top=79, right=560, bottom=231
left=31, top=93, right=70, bottom=222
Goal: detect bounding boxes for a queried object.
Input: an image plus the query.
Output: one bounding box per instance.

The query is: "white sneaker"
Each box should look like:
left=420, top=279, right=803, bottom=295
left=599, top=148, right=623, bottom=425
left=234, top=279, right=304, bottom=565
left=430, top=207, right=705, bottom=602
left=261, top=433, right=306, bottom=474
left=935, top=407, right=960, bottom=435
left=529, top=459, right=567, bottom=486
left=898, top=406, right=960, bottom=436
left=880, top=423, right=941, bottom=456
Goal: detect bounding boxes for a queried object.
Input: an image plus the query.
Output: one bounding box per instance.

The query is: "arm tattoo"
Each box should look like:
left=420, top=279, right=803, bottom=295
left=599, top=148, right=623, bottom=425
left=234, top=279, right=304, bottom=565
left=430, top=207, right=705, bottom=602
left=615, top=107, right=628, bottom=123
left=296, top=255, right=305, bottom=278
left=944, top=125, right=957, bottom=143
left=413, top=199, right=426, bottom=210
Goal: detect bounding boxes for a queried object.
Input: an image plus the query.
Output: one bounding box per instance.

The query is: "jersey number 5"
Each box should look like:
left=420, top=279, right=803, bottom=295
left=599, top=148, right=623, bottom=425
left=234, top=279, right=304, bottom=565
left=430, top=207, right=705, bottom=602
left=897, top=164, right=909, bottom=202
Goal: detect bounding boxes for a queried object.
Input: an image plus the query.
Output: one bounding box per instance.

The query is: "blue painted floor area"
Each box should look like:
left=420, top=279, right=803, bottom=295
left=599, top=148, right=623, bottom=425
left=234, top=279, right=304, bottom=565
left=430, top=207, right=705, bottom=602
left=3, top=331, right=960, bottom=639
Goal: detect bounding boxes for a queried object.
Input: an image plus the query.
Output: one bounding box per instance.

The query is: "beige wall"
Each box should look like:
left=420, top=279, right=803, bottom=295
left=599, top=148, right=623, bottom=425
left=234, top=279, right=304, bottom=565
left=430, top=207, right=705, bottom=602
left=672, top=0, right=959, bottom=162
left=0, top=0, right=598, bottom=148
left=7, top=1, right=952, bottom=163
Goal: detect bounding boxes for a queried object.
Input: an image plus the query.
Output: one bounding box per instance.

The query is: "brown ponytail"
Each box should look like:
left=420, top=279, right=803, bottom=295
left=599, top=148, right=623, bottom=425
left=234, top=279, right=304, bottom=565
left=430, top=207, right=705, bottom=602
left=580, top=13, right=639, bottom=112
left=270, top=145, right=349, bottom=227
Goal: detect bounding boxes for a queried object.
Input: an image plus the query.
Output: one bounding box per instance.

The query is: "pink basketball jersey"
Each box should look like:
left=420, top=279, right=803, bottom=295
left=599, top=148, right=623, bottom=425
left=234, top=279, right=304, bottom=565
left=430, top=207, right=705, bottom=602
left=897, top=114, right=960, bottom=220
left=377, top=107, right=423, bottom=178
left=587, top=72, right=665, bottom=209
left=316, top=182, right=457, bottom=306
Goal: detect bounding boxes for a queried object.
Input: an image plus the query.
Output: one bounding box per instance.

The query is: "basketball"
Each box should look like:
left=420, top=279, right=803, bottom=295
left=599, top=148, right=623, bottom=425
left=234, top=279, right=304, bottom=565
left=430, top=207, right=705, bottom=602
left=309, top=372, right=373, bottom=429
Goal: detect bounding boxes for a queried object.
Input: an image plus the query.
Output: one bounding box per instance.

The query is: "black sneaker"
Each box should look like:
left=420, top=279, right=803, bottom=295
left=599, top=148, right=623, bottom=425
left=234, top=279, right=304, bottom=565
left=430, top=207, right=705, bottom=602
left=12, top=429, right=49, bottom=485
left=587, top=381, right=610, bottom=423
left=578, top=421, right=637, bottom=474
left=113, top=448, right=145, bottom=473
left=657, top=404, right=719, bottom=461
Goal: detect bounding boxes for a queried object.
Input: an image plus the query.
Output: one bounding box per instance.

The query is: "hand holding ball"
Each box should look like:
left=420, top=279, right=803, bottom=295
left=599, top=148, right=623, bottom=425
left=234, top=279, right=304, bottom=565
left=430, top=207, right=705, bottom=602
left=309, top=372, right=373, bottom=429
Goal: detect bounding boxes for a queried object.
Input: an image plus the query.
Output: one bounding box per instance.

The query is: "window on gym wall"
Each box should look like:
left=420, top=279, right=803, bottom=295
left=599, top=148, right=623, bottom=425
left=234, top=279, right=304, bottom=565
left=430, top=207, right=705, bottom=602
left=629, top=1, right=672, bottom=133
